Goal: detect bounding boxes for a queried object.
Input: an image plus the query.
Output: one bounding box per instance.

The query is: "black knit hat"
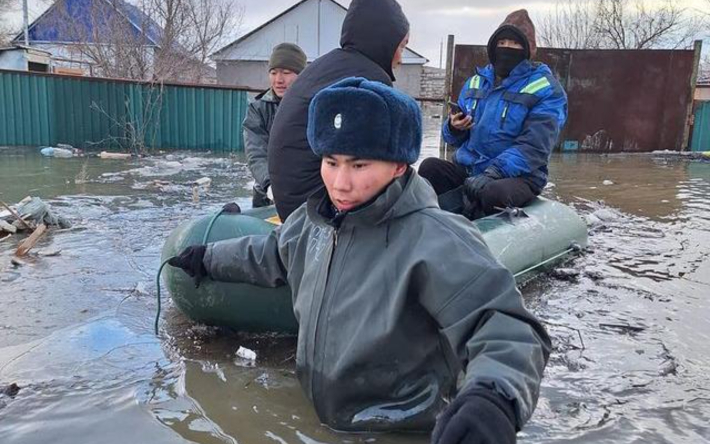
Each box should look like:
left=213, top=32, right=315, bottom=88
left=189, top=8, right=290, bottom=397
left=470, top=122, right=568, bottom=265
left=268, top=43, right=307, bottom=74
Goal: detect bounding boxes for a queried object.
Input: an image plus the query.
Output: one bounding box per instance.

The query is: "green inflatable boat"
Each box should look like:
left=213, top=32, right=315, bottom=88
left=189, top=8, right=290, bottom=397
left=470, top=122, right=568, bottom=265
left=161, top=198, right=588, bottom=334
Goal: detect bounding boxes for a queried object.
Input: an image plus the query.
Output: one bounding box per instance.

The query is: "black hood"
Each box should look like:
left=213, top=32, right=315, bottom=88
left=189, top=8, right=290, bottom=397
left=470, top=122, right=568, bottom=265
left=339, top=0, right=409, bottom=81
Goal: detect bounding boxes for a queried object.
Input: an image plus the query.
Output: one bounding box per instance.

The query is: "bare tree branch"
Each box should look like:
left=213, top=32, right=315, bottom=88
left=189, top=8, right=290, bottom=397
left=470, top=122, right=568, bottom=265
left=49, top=0, right=242, bottom=83
left=0, top=0, right=16, bottom=46
left=699, top=54, right=710, bottom=83
left=541, top=0, right=704, bottom=50
left=540, top=0, right=602, bottom=49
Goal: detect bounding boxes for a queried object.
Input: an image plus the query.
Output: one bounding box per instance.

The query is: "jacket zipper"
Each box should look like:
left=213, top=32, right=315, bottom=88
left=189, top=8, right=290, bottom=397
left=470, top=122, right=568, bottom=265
left=309, top=227, right=338, bottom=410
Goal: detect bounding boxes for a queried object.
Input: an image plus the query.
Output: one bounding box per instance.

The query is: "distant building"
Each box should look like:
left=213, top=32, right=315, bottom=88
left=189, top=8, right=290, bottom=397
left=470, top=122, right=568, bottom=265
left=695, top=83, right=710, bottom=102
left=9, top=0, right=215, bottom=83
left=0, top=45, right=52, bottom=72
left=212, top=0, right=428, bottom=97
left=10, top=0, right=160, bottom=77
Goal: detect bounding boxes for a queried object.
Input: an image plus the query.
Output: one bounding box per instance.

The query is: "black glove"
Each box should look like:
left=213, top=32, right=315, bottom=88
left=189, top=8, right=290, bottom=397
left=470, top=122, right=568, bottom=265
left=431, top=389, right=516, bottom=444
left=463, top=166, right=504, bottom=199
left=221, top=202, right=242, bottom=214
left=461, top=166, right=503, bottom=220
left=168, top=245, right=208, bottom=288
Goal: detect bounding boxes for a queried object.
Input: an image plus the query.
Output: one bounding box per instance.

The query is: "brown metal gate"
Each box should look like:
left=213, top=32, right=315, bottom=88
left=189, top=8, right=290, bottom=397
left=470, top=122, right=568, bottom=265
left=450, top=44, right=700, bottom=152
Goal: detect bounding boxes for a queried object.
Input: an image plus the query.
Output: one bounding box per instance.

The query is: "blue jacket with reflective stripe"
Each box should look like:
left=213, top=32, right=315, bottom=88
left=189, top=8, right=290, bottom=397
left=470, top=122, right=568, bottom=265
left=442, top=60, right=567, bottom=190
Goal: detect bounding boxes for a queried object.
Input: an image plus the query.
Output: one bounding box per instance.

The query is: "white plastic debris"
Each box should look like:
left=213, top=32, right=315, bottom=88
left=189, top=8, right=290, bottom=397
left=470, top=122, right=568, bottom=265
left=40, top=147, right=74, bottom=158
left=602, top=180, right=614, bottom=186
left=193, top=177, right=212, bottom=187
left=236, top=346, right=257, bottom=361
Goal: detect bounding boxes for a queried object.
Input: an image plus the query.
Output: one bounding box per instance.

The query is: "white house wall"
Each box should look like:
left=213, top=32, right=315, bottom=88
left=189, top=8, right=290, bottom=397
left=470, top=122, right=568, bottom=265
left=392, top=64, right=422, bottom=97
left=217, top=59, right=424, bottom=97
left=696, top=86, right=710, bottom=102
left=217, top=0, right=341, bottom=62
left=216, top=0, right=426, bottom=65
left=318, top=0, right=345, bottom=56
left=217, top=60, right=273, bottom=90
left=32, top=43, right=159, bottom=78
left=0, top=50, right=27, bottom=70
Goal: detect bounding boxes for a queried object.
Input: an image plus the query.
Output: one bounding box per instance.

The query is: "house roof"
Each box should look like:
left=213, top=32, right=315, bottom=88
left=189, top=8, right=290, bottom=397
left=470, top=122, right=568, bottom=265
left=12, top=0, right=163, bottom=47
left=212, top=0, right=428, bottom=63
left=0, top=44, right=53, bottom=55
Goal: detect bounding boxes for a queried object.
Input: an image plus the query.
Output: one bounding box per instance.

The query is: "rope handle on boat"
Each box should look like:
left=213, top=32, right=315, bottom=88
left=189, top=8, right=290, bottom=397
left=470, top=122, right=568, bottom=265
left=513, top=242, right=584, bottom=279
left=154, top=258, right=173, bottom=335
left=153, top=203, right=242, bottom=336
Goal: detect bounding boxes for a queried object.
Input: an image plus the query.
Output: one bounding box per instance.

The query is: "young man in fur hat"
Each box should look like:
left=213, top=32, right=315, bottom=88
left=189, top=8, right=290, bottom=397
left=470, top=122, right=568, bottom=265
left=243, top=43, right=307, bottom=208
left=420, top=9, right=568, bottom=220
left=170, top=78, right=550, bottom=443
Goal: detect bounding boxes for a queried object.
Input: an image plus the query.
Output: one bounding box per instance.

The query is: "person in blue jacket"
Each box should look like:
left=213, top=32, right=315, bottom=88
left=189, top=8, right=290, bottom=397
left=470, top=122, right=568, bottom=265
left=419, top=9, right=568, bottom=220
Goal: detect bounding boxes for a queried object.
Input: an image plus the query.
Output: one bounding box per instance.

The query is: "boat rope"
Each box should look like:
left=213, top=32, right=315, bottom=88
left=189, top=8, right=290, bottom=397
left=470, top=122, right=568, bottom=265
left=154, top=258, right=173, bottom=335
left=154, top=203, right=241, bottom=336
left=513, top=242, right=583, bottom=279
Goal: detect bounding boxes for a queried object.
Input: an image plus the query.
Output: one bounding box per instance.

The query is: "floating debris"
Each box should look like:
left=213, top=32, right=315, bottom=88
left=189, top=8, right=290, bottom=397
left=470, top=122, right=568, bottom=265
left=1, top=383, right=20, bottom=398
left=0, top=219, right=17, bottom=234
left=98, top=151, right=132, bottom=160
left=10, top=257, right=27, bottom=267
left=1, top=197, right=70, bottom=257
left=40, top=146, right=78, bottom=158
left=234, top=346, right=257, bottom=367
left=551, top=268, right=581, bottom=281
left=193, top=177, right=212, bottom=188
left=599, top=323, right=646, bottom=334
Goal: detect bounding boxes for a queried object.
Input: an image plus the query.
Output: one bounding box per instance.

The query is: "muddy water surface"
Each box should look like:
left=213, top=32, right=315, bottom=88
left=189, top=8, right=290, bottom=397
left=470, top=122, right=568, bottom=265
left=0, top=144, right=709, bottom=444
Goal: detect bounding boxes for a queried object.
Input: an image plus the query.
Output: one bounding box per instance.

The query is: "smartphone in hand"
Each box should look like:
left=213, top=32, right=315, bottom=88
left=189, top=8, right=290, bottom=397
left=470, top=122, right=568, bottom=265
left=448, top=100, right=464, bottom=115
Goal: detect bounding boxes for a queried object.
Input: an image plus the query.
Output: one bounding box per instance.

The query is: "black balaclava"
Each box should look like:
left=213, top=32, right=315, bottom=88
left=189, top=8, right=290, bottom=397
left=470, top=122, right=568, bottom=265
left=494, top=47, right=526, bottom=78
left=488, top=27, right=529, bottom=78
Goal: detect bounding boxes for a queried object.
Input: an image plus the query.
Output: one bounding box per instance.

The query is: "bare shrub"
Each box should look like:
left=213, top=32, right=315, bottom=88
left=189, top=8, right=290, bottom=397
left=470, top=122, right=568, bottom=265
left=540, top=0, right=704, bottom=50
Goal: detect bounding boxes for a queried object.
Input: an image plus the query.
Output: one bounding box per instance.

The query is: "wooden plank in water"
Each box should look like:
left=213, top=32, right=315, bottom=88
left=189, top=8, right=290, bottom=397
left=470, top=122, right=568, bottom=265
left=16, top=223, right=47, bottom=257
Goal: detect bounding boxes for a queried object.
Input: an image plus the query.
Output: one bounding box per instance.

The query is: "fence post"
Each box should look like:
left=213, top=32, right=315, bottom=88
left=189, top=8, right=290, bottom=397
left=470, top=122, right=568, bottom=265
left=439, top=34, right=455, bottom=160
left=682, top=40, right=702, bottom=151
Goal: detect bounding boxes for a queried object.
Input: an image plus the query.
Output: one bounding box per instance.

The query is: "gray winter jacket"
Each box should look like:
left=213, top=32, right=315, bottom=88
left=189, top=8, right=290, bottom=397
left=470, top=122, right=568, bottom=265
left=204, top=169, right=551, bottom=432
left=243, top=89, right=279, bottom=194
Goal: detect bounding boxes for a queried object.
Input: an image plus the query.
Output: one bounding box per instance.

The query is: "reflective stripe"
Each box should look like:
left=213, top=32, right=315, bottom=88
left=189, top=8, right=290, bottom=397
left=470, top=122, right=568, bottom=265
left=520, top=77, right=551, bottom=95
left=502, top=105, right=508, bottom=119
left=469, top=75, right=481, bottom=89
left=468, top=75, right=481, bottom=111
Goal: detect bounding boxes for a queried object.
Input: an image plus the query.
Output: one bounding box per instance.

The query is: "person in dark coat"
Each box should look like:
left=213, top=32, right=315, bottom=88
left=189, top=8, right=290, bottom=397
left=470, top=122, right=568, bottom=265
left=243, top=43, right=307, bottom=208
left=267, top=0, right=411, bottom=221
left=169, top=78, right=550, bottom=441
left=419, top=10, right=567, bottom=220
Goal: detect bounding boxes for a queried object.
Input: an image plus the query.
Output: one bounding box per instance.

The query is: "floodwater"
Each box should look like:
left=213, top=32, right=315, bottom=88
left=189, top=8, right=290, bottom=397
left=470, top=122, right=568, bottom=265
left=1, top=135, right=709, bottom=443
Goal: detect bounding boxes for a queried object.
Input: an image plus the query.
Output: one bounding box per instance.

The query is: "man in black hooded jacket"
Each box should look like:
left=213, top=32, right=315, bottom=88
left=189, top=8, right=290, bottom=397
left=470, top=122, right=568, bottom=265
left=267, top=0, right=410, bottom=221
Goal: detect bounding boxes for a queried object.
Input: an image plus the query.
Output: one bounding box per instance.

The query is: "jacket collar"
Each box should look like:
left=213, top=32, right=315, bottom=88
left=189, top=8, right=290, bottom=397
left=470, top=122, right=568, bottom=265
left=306, top=168, right=439, bottom=229
left=255, top=88, right=280, bottom=103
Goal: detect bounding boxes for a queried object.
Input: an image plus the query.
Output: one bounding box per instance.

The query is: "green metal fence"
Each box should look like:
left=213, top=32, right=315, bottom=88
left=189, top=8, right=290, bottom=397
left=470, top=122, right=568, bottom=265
left=691, top=101, right=710, bottom=152
left=0, top=70, right=248, bottom=152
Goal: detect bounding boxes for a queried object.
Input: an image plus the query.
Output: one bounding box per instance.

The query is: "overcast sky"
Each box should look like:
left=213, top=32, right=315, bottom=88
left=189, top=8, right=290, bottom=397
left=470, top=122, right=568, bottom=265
left=235, top=0, right=559, bottom=66
left=3, top=0, right=708, bottom=66
left=235, top=0, right=709, bottom=66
